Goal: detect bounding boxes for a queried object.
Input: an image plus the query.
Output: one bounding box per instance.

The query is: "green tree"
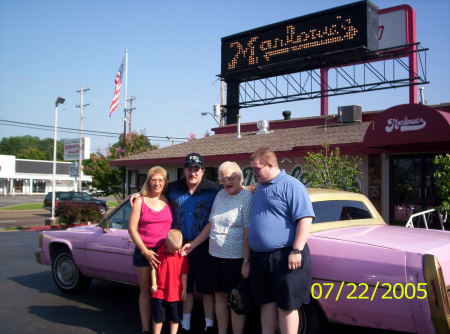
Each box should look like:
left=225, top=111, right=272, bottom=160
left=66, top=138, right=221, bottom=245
left=84, top=131, right=157, bottom=200
left=302, top=144, right=362, bottom=192
left=16, top=147, right=47, bottom=160
left=109, top=131, right=156, bottom=159
left=0, top=135, right=64, bottom=160
left=433, top=154, right=450, bottom=216
left=83, top=154, right=123, bottom=200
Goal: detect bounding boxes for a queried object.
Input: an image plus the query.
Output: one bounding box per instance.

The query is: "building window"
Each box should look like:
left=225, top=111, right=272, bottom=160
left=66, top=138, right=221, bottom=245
left=14, top=179, right=24, bottom=193
left=128, top=170, right=139, bottom=195
left=32, top=180, right=46, bottom=193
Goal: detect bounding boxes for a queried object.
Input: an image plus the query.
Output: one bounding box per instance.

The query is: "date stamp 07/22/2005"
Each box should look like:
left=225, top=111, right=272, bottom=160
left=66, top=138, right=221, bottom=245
left=311, top=282, right=427, bottom=301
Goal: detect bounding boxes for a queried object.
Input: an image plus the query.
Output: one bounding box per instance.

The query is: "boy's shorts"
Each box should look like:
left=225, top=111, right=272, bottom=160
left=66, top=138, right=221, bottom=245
left=151, top=298, right=183, bottom=323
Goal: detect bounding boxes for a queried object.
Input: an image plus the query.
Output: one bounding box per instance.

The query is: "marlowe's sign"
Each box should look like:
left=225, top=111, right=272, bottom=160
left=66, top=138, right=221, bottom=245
left=64, top=138, right=90, bottom=161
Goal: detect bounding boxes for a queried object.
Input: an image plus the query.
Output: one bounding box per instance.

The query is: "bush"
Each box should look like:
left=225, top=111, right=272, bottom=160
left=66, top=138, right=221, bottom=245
left=302, top=144, right=362, bottom=192
left=56, top=202, right=103, bottom=225
left=434, top=154, right=450, bottom=215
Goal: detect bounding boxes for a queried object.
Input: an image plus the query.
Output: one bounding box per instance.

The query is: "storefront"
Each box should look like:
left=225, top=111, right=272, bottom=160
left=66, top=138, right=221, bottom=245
left=0, top=155, right=93, bottom=195
left=113, top=103, right=449, bottom=226
left=363, top=103, right=450, bottom=225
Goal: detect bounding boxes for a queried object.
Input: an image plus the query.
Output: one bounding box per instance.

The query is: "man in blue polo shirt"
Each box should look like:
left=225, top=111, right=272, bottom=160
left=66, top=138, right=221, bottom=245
left=249, top=146, right=315, bottom=334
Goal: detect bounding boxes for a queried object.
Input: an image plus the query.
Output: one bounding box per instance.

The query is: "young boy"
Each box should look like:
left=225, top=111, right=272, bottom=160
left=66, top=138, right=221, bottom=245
left=151, top=229, right=188, bottom=334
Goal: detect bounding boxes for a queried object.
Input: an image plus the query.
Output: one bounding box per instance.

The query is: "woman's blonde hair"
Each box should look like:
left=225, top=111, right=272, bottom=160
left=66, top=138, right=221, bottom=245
left=140, top=166, right=168, bottom=197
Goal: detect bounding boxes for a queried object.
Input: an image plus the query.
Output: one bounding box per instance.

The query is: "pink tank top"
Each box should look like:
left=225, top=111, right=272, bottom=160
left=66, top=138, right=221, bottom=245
left=138, top=200, right=172, bottom=248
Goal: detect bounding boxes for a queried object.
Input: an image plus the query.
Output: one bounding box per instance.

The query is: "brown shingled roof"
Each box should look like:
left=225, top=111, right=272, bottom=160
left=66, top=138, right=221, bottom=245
left=112, top=121, right=370, bottom=166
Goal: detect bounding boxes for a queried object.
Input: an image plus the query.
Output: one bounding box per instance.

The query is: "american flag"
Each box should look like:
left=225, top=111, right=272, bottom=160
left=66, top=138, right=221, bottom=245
left=109, top=56, right=125, bottom=116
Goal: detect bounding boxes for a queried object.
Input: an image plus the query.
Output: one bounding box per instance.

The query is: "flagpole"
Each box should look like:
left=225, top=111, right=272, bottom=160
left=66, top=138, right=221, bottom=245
left=122, top=48, right=128, bottom=199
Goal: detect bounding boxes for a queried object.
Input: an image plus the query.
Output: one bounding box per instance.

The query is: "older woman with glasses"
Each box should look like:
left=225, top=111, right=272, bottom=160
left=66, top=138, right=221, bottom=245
left=183, top=161, right=252, bottom=334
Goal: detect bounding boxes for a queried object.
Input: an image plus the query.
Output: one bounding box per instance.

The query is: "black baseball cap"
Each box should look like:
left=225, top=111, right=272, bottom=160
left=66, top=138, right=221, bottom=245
left=184, top=153, right=204, bottom=168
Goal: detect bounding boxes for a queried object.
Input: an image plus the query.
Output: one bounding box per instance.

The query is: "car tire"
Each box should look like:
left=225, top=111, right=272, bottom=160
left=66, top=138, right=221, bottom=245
left=51, top=249, right=91, bottom=293
left=298, top=300, right=330, bottom=334
left=99, top=207, right=106, bottom=215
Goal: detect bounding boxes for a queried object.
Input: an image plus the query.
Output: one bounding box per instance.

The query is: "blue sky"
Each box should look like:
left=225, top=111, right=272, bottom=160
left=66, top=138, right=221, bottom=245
left=0, top=0, right=449, bottom=154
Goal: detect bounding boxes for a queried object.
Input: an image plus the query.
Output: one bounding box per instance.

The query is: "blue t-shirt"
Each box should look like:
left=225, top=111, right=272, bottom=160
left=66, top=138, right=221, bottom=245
left=167, top=177, right=220, bottom=241
left=249, top=170, right=315, bottom=252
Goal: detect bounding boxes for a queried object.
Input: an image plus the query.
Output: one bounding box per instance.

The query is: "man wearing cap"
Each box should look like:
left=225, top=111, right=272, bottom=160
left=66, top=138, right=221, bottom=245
left=131, top=153, right=220, bottom=334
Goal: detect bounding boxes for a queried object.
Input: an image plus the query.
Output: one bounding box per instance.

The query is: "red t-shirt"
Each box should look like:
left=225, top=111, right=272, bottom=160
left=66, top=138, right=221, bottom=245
left=152, top=244, right=188, bottom=302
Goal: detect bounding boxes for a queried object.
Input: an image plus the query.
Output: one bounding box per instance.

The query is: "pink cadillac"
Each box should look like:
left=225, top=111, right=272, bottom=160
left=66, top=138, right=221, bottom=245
left=35, top=189, right=450, bottom=334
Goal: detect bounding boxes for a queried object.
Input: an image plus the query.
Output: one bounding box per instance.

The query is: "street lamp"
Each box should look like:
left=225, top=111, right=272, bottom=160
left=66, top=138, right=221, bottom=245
left=201, top=112, right=220, bottom=126
left=51, top=97, right=65, bottom=222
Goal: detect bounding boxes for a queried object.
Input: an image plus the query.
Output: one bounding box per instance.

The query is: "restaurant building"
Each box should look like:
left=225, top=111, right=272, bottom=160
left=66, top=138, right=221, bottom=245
left=112, top=102, right=450, bottom=226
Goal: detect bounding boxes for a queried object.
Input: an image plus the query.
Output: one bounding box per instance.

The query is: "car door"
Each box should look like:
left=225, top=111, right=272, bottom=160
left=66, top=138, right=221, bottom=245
left=84, top=201, right=137, bottom=284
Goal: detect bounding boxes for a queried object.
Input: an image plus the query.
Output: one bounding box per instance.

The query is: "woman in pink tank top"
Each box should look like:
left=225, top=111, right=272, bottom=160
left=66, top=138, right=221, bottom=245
left=128, top=166, right=173, bottom=334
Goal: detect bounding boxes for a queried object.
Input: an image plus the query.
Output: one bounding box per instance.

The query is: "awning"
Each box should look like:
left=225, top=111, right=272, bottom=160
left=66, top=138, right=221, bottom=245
left=363, top=104, right=450, bottom=149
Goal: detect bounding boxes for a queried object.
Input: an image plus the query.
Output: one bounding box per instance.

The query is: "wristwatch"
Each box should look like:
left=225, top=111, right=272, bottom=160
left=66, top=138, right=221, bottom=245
left=291, top=248, right=303, bottom=255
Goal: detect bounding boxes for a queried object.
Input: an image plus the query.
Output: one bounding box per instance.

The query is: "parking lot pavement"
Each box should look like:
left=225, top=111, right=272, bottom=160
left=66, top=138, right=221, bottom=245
left=0, top=195, right=45, bottom=208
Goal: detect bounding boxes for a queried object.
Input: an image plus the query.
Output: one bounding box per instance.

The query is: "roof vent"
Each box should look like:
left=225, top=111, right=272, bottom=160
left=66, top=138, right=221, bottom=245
left=338, top=105, right=362, bottom=123
left=282, top=110, right=291, bottom=120
left=256, top=120, right=270, bottom=134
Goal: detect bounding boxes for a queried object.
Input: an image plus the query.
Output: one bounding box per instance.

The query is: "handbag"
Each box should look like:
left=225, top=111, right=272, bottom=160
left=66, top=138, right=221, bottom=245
left=227, top=278, right=254, bottom=315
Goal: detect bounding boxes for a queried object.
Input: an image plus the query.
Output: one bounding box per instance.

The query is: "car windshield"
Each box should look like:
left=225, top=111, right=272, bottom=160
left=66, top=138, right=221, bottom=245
left=312, top=200, right=373, bottom=223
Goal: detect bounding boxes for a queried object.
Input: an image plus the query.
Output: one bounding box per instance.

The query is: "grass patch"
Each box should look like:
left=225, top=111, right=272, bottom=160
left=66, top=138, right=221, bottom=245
left=0, top=203, right=44, bottom=210
left=108, top=201, right=119, bottom=208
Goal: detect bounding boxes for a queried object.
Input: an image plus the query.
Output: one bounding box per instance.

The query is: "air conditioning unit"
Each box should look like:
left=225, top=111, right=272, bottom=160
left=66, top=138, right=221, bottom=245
left=338, top=105, right=362, bottom=123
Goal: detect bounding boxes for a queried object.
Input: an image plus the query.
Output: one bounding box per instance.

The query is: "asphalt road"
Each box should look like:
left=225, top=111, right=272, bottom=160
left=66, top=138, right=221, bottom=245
left=0, top=230, right=411, bottom=334
left=0, top=209, right=50, bottom=228
left=0, top=195, right=45, bottom=208
left=0, top=230, right=143, bottom=334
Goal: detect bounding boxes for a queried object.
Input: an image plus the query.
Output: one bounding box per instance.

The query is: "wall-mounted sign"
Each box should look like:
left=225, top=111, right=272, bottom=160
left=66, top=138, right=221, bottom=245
left=221, top=1, right=378, bottom=80
left=63, top=137, right=91, bottom=161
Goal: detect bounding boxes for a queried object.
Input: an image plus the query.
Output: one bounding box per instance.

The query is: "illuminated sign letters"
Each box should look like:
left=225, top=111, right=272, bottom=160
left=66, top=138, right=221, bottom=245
left=221, top=1, right=378, bottom=80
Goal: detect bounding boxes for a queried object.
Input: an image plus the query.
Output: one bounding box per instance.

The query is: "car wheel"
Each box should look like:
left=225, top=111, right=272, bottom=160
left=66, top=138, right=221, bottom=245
left=298, top=300, right=330, bottom=334
left=51, top=249, right=91, bottom=293
left=99, top=207, right=106, bottom=215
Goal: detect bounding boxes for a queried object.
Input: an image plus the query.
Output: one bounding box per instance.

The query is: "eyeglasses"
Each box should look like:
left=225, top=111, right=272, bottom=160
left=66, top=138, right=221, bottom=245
left=252, top=164, right=268, bottom=173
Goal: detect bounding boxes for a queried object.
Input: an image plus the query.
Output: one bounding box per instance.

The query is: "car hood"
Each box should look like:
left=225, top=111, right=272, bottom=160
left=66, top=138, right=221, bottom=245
left=313, top=224, right=450, bottom=259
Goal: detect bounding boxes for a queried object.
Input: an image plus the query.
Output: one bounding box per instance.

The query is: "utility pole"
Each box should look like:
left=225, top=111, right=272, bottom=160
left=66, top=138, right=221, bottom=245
left=76, top=87, right=90, bottom=192
left=127, top=96, right=136, bottom=133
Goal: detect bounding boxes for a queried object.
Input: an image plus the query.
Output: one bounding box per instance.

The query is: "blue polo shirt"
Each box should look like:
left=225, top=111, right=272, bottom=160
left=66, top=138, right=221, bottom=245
left=167, top=177, right=220, bottom=241
left=249, top=170, right=315, bottom=252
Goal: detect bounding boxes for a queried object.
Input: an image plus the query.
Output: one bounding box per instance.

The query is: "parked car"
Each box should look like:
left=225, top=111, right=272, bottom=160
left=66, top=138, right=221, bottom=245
left=35, top=189, right=450, bottom=334
left=43, top=191, right=109, bottom=214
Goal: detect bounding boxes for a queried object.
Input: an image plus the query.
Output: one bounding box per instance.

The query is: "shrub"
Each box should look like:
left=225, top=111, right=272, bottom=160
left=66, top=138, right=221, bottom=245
left=57, top=202, right=103, bottom=225
left=302, top=144, right=362, bottom=192
left=434, top=154, right=450, bottom=215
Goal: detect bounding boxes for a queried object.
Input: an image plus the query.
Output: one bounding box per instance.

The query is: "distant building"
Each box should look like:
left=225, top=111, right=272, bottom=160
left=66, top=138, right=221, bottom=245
left=112, top=103, right=450, bottom=226
left=0, top=155, right=92, bottom=195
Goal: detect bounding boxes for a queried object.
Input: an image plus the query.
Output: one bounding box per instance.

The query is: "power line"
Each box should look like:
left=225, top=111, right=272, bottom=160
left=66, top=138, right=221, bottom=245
left=0, top=119, right=188, bottom=141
